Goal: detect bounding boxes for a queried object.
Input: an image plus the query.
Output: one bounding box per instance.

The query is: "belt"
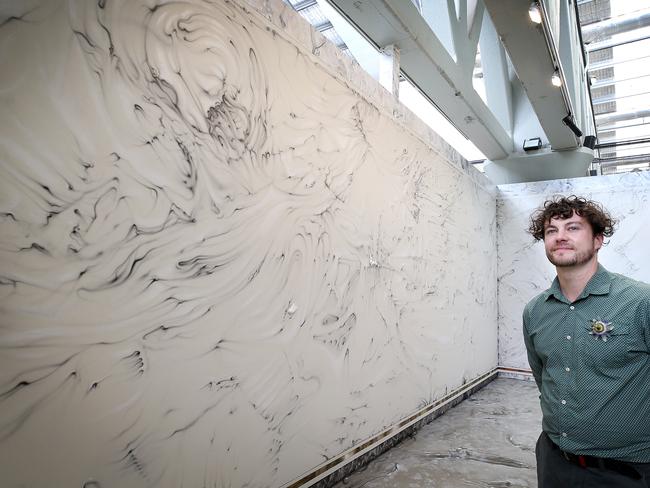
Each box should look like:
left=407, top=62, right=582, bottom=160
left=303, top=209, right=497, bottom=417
left=549, top=439, right=643, bottom=480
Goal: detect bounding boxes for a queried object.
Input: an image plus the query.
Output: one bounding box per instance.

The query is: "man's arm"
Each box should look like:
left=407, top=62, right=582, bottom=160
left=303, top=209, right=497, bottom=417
left=633, top=284, right=650, bottom=352
left=523, top=305, right=543, bottom=391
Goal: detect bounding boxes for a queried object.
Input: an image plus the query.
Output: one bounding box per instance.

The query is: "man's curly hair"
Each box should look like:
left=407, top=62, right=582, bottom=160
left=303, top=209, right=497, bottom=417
left=528, top=195, right=616, bottom=241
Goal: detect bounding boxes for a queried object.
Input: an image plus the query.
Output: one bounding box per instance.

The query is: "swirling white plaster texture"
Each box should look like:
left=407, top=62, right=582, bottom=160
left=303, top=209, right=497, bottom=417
left=0, top=0, right=497, bottom=486
left=497, top=172, right=650, bottom=371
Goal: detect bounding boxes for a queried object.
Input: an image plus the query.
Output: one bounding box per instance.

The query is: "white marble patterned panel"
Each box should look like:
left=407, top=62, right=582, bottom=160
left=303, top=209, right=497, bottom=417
left=0, top=0, right=497, bottom=486
left=497, top=172, right=650, bottom=370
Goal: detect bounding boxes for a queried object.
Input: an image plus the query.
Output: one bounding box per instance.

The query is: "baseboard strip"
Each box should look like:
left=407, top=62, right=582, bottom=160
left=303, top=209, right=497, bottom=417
left=282, top=368, right=499, bottom=488
left=496, top=367, right=535, bottom=382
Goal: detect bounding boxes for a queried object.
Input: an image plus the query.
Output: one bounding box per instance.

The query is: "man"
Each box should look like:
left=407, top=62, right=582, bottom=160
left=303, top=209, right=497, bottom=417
left=523, top=195, right=650, bottom=487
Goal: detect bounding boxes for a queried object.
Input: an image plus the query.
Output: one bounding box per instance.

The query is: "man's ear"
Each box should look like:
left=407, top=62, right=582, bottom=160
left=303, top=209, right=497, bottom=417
left=594, top=233, right=604, bottom=252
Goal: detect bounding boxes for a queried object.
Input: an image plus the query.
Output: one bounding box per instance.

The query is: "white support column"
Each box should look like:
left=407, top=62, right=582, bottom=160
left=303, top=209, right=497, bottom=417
left=379, top=44, right=400, bottom=98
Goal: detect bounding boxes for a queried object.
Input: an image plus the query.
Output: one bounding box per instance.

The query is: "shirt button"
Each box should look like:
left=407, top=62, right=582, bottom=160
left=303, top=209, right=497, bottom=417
left=569, top=305, right=575, bottom=310
left=562, top=432, right=568, bottom=437
left=565, top=367, right=570, bottom=372
left=566, top=335, right=572, bottom=340
left=561, top=400, right=567, bottom=405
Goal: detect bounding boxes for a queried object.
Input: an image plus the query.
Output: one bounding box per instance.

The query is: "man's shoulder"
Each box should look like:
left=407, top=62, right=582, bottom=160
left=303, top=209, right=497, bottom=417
left=608, top=270, right=650, bottom=298
left=523, top=288, right=552, bottom=317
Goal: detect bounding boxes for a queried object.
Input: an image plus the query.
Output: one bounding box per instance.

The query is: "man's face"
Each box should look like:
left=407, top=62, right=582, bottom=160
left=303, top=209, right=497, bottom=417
left=543, top=212, right=603, bottom=268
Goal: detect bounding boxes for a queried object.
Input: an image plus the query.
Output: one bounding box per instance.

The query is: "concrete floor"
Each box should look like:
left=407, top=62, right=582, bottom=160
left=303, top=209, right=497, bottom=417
left=333, top=378, right=541, bottom=488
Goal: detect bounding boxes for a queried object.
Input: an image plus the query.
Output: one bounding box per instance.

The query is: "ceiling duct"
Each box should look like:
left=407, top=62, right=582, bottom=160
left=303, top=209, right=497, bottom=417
left=590, top=73, right=650, bottom=90
left=597, top=119, right=650, bottom=132
left=587, top=33, right=650, bottom=53
left=582, top=10, right=650, bottom=43
left=592, top=89, right=650, bottom=106
left=595, top=108, right=650, bottom=126
left=598, top=153, right=650, bottom=169
left=587, top=53, right=650, bottom=71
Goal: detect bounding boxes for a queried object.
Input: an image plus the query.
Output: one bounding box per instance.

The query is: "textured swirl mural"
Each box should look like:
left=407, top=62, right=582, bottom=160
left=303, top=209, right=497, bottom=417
left=0, top=0, right=497, bottom=486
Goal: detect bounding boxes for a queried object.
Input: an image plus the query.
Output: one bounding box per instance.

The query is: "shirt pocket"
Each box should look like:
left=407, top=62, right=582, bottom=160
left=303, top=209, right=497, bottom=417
left=580, top=323, right=631, bottom=369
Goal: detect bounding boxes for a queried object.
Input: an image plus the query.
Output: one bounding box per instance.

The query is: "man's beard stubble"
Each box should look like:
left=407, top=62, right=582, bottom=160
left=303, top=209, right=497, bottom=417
left=546, top=246, right=597, bottom=268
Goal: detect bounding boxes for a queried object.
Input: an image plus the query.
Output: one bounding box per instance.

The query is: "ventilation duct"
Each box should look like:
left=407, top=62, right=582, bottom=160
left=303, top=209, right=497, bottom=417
left=582, top=10, right=650, bottom=43
left=595, top=109, right=650, bottom=127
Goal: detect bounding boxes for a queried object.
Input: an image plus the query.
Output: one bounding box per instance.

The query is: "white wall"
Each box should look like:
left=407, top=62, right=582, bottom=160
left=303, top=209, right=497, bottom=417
left=0, top=0, right=498, bottom=486
left=497, top=172, right=650, bottom=370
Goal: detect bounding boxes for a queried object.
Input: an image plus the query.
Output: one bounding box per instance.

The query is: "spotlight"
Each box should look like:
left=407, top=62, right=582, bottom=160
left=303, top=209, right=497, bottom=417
left=551, top=70, right=562, bottom=87
left=523, top=137, right=543, bottom=152
left=583, top=135, right=597, bottom=149
left=529, top=2, right=542, bottom=24
left=562, top=115, right=583, bottom=138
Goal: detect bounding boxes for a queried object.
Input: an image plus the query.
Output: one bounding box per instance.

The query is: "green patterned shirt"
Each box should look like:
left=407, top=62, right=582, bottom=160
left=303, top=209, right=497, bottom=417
left=523, top=264, right=650, bottom=462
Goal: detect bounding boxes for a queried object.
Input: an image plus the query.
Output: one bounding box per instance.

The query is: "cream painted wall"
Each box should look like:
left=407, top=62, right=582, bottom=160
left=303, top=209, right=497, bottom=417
left=0, top=0, right=497, bottom=487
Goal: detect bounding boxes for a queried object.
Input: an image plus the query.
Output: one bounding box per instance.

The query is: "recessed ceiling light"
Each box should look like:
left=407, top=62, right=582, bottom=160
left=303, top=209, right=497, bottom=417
left=529, top=3, right=542, bottom=24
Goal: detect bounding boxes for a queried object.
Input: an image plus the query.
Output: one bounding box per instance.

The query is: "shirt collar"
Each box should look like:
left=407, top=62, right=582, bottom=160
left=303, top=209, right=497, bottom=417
left=544, top=263, right=612, bottom=303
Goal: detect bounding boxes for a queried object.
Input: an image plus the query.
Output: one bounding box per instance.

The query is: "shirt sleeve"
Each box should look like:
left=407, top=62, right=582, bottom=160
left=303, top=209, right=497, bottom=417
left=522, top=303, right=543, bottom=391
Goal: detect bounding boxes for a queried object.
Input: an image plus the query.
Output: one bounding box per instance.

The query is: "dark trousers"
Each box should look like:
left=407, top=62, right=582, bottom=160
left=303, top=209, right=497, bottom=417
left=536, top=432, right=650, bottom=488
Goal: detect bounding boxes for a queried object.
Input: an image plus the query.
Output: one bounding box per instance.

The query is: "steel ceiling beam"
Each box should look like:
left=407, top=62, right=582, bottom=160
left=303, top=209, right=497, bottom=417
left=328, top=0, right=513, bottom=160
left=484, top=0, right=580, bottom=149
left=314, top=20, right=333, bottom=32
left=292, top=0, right=317, bottom=11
